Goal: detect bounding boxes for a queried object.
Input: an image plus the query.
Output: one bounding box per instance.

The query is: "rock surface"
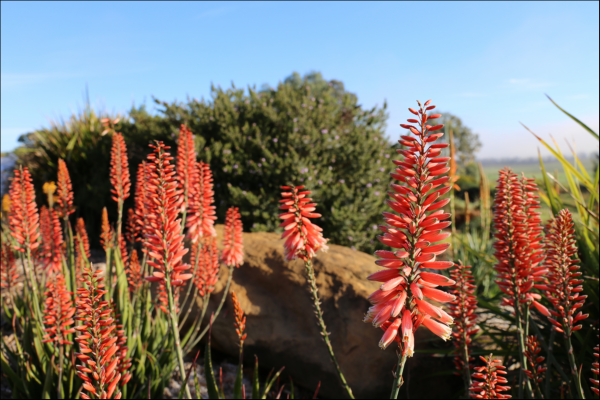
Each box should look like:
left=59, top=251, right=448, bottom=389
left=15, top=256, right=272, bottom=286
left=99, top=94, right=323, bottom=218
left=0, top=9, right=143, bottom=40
left=188, top=225, right=460, bottom=399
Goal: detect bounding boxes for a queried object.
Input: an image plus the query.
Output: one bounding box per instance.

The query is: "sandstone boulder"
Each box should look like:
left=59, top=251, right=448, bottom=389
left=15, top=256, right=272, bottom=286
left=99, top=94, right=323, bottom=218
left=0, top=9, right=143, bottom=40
left=192, top=225, right=460, bottom=398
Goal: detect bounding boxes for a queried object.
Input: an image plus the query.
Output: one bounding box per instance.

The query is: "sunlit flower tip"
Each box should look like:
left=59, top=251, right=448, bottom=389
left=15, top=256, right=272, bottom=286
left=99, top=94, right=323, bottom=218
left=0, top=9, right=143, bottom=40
left=279, top=185, right=328, bottom=261
left=391, top=291, right=407, bottom=317
left=421, top=286, right=455, bottom=303
left=56, top=159, right=75, bottom=218
left=410, top=282, right=423, bottom=300
left=379, top=318, right=401, bottom=349
left=372, top=303, right=393, bottom=327
left=531, top=300, right=550, bottom=317
left=401, top=309, right=413, bottom=342
left=419, top=271, right=455, bottom=286
left=186, top=161, right=217, bottom=242
left=422, top=316, right=452, bottom=341
left=222, top=207, right=244, bottom=268
left=8, top=167, right=41, bottom=252
left=109, top=132, right=131, bottom=204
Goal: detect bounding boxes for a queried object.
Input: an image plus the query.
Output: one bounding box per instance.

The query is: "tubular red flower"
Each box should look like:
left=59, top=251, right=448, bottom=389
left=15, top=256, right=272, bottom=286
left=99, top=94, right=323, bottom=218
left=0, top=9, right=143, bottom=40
left=126, top=249, right=143, bottom=293
left=222, top=207, right=244, bottom=268
left=186, top=161, right=217, bottom=242
left=110, top=132, right=131, bottom=204
left=278, top=185, right=328, bottom=261
left=42, top=272, right=75, bottom=345
left=493, top=170, right=546, bottom=316
left=448, top=263, right=479, bottom=380
left=176, top=124, right=198, bottom=211
left=1, top=241, right=18, bottom=297
left=193, top=236, right=220, bottom=298
left=100, top=207, right=114, bottom=252
left=125, top=208, right=136, bottom=245
left=232, top=291, right=247, bottom=346
left=524, top=335, right=546, bottom=395
left=469, top=354, right=512, bottom=399
left=74, top=217, right=91, bottom=282
left=134, top=161, right=151, bottom=243
left=365, top=100, right=454, bottom=353
left=143, top=142, right=192, bottom=288
left=111, top=305, right=132, bottom=387
left=56, top=158, right=75, bottom=219
left=74, top=263, right=123, bottom=399
left=544, top=209, right=588, bottom=336
left=39, top=206, right=64, bottom=273
left=8, top=167, right=41, bottom=253
left=591, top=336, right=599, bottom=396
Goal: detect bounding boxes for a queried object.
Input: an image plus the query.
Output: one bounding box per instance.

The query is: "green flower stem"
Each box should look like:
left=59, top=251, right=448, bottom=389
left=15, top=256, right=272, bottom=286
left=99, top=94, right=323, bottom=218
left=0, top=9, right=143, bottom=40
left=565, top=335, right=585, bottom=399
left=166, top=278, right=192, bottom=399
left=461, top=326, right=472, bottom=395
left=181, top=293, right=210, bottom=350
left=515, top=302, right=534, bottom=399
left=390, top=353, right=408, bottom=399
left=304, top=258, right=354, bottom=399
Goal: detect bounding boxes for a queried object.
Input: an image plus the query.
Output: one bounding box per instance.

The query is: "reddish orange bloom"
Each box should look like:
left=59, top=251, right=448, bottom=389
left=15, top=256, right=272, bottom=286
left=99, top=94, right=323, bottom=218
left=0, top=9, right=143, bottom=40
left=100, top=207, right=114, bottom=252
left=449, top=263, right=478, bottom=377
left=125, top=208, right=136, bottom=244
left=222, top=207, right=244, bottom=268
left=193, top=236, right=220, bottom=298
left=74, top=264, right=124, bottom=399
left=111, top=306, right=132, bottom=387
left=118, top=234, right=129, bottom=265
left=109, top=132, right=131, bottom=204
left=524, top=335, right=546, bottom=396
left=493, top=169, right=547, bottom=317
left=8, top=167, right=41, bottom=253
left=143, top=142, right=192, bottom=287
left=42, top=273, right=75, bottom=345
left=469, top=354, right=511, bottom=399
left=365, top=100, right=455, bottom=353
left=126, top=249, right=143, bottom=293
left=187, top=161, right=217, bottom=242
left=56, top=158, right=75, bottom=219
left=176, top=124, right=198, bottom=211
left=134, top=161, right=151, bottom=242
left=39, top=206, right=64, bottom=273
left=1, top=241, right=18, bottom=296
left=591, top=336, right=599, bottom=396
left=544, top=209, right=588, bottom=335
left=231, top=291, right=247, bottom=346
left=279, top=185, right=328, bottom=261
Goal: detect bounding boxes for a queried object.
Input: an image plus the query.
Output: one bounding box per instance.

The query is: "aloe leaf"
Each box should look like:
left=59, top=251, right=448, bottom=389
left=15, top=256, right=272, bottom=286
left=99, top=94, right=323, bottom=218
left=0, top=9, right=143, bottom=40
left=233, top=350, right=244, bottom=399
left=261, top=367, right=285, bottom=399
left=252, top=355, right=260, bottom=400
left=205, top=325, right=220, bottom=399
left=194, top=366, right=201, bottom=399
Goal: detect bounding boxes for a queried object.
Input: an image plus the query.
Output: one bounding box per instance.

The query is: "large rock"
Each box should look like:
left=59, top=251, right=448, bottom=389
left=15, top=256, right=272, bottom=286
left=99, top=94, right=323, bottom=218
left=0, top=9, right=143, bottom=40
left=194, top=225, right=460, bottom=399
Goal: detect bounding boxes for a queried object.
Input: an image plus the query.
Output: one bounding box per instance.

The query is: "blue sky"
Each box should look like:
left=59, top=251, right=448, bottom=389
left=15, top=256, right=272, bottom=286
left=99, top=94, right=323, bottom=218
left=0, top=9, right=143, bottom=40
left=2, top=1, right=598, bottom=158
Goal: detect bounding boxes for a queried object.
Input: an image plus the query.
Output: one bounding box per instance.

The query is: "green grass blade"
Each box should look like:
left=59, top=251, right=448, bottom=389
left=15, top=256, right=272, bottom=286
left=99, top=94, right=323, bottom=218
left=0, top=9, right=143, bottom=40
left=261, top=367, right=285, bottom=399
left=205, top=325, right=220, bottom=399
left=547, top=94, right=599, bottom=140
left=233, top=350, right=244, bottom=399
left=252, top=355, right=260, bottom=400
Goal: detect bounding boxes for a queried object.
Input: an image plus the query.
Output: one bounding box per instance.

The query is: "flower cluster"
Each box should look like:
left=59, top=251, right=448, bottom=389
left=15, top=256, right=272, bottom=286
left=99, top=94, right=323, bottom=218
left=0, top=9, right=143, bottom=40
left=56, top=159, right=75, bottom=219
left=222, top=207, right=244, bottom=268
left=9, top=167, right=41, bottom=252
left=193, top=236, right=220, bottom=298
left=39, top=205, right=64, bottom=273
left=109, top=132, right=131, bottom=204
left=75, top=217, right=91, bottom=271
left=126, top=249, right=143, bottom=293
left=100, top=207, right=114, bottom=252
left=469, top=354, right=511, bottom=399
left=134, top=161, right=151, bottom=243
left=544, top=209, right=588, bottom=335
left=279, top=185, right=328, bottom=261
left=231, top=291, right=247, bottom=346
left=524, top=335, right=546, bottom=395
left=365, top=100, right=455, bottom=354
left=176, top=124, right=198, bottom=209
left=1, top=241, right=18, bottom=296
left=493, top=169, right=548, bottom=317
left=42, top=273, right=75, bottom=345
left=187, top=161, right=217, bottom=242
left=592, top=336, right=599, bottom=396
left=448, top=263, right=478, bottom=375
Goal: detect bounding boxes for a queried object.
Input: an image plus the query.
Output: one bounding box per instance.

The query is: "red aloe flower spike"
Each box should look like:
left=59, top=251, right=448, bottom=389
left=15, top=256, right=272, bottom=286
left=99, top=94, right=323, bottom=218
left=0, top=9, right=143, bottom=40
left=100, top=207, right=114, bottom=252
left=591, top=336, right=599, bottom=396
left=449, top=262, right=479, bottom=391
left=125, top=208, right=136, bottom=245
left=74, top=263, right=123, bottom=399
left=469, top=354, right=512, bottom=399
left=56, top=159, right=75, bottom=219
left=222, top=207, right=244, bottom=268
left=8, top=166, right=41, bottom=253
left=176, top=124, right=198, bottom=213
left=110, top=132, right=131, bottom=205
left=39, top=206, right=64, bottom=273
left=111, top=305, right=132, bottom=387
left=142, top=141, right=193, bottom=398
left=134, top=161, right=151, bottom=243
left=278, top=185, right=328, bottom=261
left=372, top=101, right=457, bottom=399
left=186, top=161, right=217, bottom=242
left=524, top=335, right=546, bottom=398
left=1, top=241, right=19, bottom=303
left=126, top=249, right=143, bottom=293
left=193, top=236, right=220, bottom=298
left=75, top=217, right=91, bottom=284
left=544, top=209, right=588, bottom=335
left=118, top=233, right=129, bottom=266
left=232, top=291, right=247, bottom=346
left=42, top=272, right=76, bottom=345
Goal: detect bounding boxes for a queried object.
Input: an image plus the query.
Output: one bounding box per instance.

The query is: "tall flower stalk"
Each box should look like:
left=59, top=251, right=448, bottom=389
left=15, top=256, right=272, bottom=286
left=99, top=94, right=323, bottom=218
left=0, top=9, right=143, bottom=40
left=279, top=185, right=355, bottom=398
left=39, top=206, right=64, bottom=273
left=143, top=141, right=193, bottom=399
left=469, top=354, right=512, bottom=399
left=1, top=241, right=19, bottom=313
left=448, top=262, right=478, bottom=394
left=186, top=161, right=217, bottom=242
left=176, top=124, right=198, bottom=228
left=544, top=209, right=588, bottom=398
left=492, top=168, right=548, bottom=397
left=74, top=217, right=91, bottom=276
left=57, top=159, right=76, bottom=292
left=524, top=335, right=547, bottom=399
left=366, top=100, right=455, bottom=399
left=109, top=132, right=131, bottom=248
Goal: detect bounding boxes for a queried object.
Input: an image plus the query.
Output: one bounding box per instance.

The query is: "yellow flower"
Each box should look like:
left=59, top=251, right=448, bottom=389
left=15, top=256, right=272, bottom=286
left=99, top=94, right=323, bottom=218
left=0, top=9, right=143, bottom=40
left=43, top=181, right=57, bottom=195
left=2, top=194, right=10, bottom=213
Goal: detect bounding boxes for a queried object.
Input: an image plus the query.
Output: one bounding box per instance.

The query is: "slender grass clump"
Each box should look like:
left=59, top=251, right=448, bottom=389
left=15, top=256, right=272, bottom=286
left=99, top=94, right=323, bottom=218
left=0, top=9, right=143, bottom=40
left=469, top=354, right=512, bottom=399
left=449, top=262, right=478, bottom=392
left=365, top=100, right=455, bottom=398
left=222, top=206, right=244, bottom=268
